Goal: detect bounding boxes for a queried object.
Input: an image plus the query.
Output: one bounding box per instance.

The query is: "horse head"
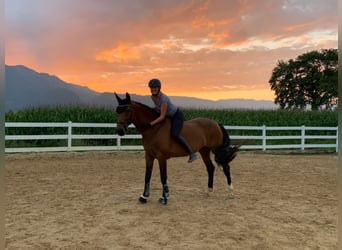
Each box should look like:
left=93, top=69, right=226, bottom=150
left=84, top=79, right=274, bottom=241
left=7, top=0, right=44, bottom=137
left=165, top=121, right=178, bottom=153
left=115, top=92, right=132, bottom=136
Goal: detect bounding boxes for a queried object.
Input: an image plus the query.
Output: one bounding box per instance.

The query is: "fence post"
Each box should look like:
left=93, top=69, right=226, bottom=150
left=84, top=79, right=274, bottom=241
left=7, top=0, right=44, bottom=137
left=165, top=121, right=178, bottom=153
left=336, top=126, right=338, bottom=153
left=301, top=125, right=305, bottom=151
left=67, top=121, right=72, bottom=151
left=114, top=123, right=121, bottom=150
left=262, top=125, right=266, bottom=151
left=117, top=137, right=121, bottom=150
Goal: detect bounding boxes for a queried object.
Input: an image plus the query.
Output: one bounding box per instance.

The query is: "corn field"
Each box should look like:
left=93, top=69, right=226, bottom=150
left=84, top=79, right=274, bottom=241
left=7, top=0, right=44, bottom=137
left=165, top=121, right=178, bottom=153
left=5, top=106, right=338, bottom=150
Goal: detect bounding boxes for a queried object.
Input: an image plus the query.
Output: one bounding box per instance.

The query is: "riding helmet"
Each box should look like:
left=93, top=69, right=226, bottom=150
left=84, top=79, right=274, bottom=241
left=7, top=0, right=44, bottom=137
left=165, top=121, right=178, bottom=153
left=148, top=78, right=161, bottom=88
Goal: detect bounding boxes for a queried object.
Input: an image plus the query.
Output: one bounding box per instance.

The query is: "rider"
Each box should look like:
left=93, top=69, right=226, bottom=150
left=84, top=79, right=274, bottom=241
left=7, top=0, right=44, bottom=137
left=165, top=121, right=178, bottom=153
left=146, top=78, right=197, bottom=163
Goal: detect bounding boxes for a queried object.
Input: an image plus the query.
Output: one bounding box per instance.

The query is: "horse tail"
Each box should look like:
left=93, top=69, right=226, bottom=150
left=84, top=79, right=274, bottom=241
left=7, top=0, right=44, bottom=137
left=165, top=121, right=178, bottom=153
left=214, top=124, right=239, bottom=166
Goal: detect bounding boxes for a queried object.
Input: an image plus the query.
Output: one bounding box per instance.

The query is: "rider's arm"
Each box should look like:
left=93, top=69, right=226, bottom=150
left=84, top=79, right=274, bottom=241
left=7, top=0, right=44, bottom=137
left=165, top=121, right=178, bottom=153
left=150, top=102, right=167, bottom=126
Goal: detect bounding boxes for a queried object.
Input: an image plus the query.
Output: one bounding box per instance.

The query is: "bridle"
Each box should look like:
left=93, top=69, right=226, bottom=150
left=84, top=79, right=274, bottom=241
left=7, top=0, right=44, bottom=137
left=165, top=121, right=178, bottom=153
left=116, top=104, right=130, bottom=113
left=116, top=104, right=132, bottom=127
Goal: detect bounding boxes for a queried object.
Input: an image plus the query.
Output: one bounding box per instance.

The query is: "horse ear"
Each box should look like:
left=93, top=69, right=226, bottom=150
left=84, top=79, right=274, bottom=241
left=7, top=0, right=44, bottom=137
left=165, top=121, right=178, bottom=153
left=125, top=92, right=131, bottom=103
left=114, top=92, right=122, bottom=103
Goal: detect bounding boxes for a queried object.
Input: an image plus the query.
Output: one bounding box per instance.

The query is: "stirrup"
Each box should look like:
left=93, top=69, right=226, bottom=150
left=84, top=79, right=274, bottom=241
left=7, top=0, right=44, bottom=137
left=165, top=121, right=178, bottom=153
left=188, top=154, right=197, bottom=163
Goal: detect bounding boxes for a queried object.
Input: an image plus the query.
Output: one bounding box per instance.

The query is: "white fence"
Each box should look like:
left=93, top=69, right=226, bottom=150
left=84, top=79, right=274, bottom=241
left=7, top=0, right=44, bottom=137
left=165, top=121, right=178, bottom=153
left=5, top=122, right=338, bottom=153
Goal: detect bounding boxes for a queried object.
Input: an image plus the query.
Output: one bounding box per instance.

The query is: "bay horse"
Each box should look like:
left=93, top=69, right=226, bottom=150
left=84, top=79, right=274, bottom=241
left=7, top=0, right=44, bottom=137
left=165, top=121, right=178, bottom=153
left=115, top=92, right=239, bottom=205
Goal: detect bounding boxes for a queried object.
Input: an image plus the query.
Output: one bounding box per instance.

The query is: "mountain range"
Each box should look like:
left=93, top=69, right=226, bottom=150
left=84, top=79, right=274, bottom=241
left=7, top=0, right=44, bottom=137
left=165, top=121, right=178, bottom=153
left=5, top=65, right=278, bottom=112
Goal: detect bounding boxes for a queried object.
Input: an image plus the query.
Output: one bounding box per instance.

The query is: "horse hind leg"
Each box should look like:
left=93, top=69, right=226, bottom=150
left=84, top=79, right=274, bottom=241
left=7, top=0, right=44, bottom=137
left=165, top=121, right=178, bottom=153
left=222, top=163, right=234, bottom=199
left=199, top=148, right=215, bottom=196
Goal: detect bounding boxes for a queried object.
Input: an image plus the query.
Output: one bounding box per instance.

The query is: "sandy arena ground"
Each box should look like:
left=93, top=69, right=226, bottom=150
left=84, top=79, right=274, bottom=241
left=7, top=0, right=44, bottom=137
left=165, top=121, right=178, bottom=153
left=5, top=151, right=337, bottom=249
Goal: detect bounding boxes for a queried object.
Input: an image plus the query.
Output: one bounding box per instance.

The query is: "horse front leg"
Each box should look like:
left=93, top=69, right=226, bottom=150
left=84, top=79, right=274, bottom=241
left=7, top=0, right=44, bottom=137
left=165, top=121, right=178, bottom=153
left=222, top=163, right=234, bottom=199
left=158, top=158, right=169, bottom=205
left=138, top=154, right=154, bottom=204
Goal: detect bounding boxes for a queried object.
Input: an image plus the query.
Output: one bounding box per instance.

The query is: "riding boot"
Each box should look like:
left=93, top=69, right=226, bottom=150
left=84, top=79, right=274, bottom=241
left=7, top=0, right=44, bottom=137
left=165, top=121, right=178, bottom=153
left=175, top=136, right=197, bottom=163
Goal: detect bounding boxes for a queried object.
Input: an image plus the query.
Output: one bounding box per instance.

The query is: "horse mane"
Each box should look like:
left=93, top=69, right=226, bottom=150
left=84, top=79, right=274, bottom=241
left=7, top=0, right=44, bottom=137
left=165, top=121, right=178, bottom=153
left=131, top=101, right=159, bottom=117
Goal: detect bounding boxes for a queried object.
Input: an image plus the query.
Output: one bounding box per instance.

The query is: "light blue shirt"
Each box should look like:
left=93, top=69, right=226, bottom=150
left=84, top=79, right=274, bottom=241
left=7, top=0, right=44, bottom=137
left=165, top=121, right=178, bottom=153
left=151, top=93, right=178, bottom=117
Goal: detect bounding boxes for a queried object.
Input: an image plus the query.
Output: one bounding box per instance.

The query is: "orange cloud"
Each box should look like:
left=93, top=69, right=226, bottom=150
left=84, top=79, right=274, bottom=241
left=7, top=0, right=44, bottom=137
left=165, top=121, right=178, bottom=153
left=282, top=22, right=312, bottom=32
left=95, top=42, right=141, bottom=63
left=207, top=31, right=228, bottom=39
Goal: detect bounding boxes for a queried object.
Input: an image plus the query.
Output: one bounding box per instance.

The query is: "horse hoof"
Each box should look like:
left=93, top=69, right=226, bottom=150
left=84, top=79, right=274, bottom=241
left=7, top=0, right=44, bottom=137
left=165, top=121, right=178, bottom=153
left=159, top=197, right=167, bottom=205
left=227, top=194, right=234, bottom=199
left=139, top=195, right=147, bottom=204
left=204, top=188, right=213, bottom=197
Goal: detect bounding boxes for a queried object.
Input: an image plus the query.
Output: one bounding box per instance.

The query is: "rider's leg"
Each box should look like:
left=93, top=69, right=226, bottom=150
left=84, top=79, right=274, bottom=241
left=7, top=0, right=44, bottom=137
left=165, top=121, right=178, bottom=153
left=171, top=110, right=197, bottom=163
left=174, top=135, right=197, bottom=163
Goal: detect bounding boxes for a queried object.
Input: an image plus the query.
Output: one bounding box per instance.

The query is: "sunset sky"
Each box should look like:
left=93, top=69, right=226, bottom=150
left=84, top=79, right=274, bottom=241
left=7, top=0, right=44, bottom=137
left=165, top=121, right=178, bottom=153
left=5, top=0, right=338, bottom=101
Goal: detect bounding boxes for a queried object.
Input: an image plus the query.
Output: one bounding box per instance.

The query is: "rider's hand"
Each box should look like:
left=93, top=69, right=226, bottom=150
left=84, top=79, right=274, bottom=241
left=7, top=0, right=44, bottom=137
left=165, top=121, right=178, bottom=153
left=142, top=122, right=152, bottom=129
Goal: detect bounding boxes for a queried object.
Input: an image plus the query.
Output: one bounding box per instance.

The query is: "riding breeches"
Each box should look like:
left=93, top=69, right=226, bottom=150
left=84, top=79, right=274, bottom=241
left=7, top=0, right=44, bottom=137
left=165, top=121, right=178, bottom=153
left=170, top=109, right=184, bottom=137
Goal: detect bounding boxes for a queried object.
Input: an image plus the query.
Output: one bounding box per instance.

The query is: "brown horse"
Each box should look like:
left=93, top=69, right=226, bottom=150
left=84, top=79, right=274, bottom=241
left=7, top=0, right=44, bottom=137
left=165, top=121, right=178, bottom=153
left=115, top=92, right=239, bottom=205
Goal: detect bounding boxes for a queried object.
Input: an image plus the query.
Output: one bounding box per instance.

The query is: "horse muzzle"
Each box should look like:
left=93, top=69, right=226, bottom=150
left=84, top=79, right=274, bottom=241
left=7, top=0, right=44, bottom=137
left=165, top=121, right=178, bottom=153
left=116, top=123, right=128, bottom=136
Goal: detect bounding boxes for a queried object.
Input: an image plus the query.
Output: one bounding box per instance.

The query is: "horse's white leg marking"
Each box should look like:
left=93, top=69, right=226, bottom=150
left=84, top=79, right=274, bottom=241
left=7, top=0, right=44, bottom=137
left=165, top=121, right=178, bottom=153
left=139, top=194, right=149, bottom=204
left=205, top=187, right=214, bottom=197
left=140, top=194, right=148, bottom=200
left=228, top=184, right=234, bottom=199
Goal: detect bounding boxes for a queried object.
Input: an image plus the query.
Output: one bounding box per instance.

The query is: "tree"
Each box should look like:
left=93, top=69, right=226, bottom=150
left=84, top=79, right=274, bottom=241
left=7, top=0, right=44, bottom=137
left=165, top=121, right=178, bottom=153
left=269, top=49, right=338, bottom=110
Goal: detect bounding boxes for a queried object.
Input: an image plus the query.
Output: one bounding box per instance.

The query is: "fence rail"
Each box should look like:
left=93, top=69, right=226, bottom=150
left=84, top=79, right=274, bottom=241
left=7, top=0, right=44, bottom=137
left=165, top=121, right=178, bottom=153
left=5, top=122, right=338, bottom=153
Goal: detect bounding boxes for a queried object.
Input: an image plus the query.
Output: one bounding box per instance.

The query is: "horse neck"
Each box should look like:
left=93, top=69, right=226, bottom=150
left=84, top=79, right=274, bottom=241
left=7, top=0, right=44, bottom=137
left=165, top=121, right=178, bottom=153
left=131, top=102, right=158, bottom=128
